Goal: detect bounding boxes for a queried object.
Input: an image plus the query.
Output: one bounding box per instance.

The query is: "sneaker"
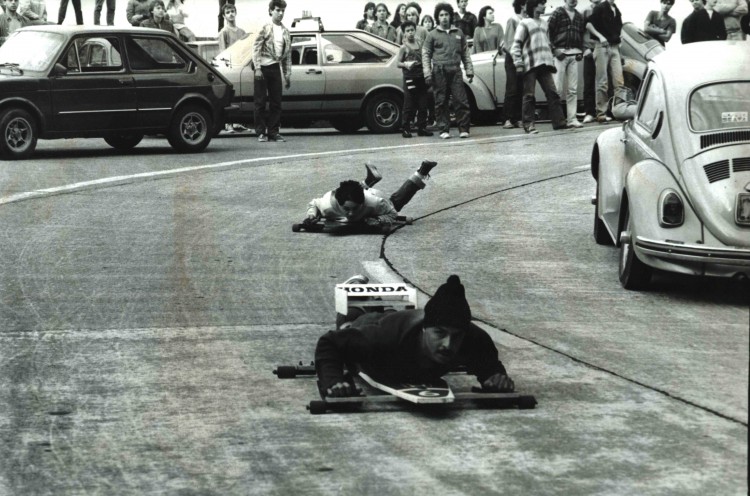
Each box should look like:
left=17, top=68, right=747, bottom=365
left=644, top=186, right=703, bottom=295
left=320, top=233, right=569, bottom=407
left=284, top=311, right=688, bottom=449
left=417, top=129, right=433, bottom=137
left=439, top=132, right=450, bottom=139
left=582, top=114, right=595, bottom=124
left=459, top=131, right=469, bottom=139
left=417, top=160, right=438, bottom=177
left=364, top=163, right=382, bottom=188
left=502, top=120, right=514, bottom=129
left=232, top=124, right=249, bottom=132
left=524, top=126, right=539, bottom=135
left=515, top=121, right=523, bottom=128
left=596, top=116, right=612, bottom=124
left=258, top=133, right=268, bottom=142
left=568, top=120, right=584, bottom=128
left=269, top=134, right=285, bottom=142
left=402, top=130, right=413, bottom=138
left=343, top=274, right=369, bottom=285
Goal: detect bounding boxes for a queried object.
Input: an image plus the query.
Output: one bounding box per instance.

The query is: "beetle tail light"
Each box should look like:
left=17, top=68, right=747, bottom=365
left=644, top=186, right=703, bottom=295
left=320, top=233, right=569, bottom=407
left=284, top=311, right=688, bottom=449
left=660, top=190, right=684, bottom=227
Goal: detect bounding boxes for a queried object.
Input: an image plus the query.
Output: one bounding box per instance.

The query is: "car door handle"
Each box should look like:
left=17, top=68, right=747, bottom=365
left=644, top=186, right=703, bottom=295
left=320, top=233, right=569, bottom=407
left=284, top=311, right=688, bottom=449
left=305, top=68, right=322, bottom=75
left=118, top=78, right=134, bottom=86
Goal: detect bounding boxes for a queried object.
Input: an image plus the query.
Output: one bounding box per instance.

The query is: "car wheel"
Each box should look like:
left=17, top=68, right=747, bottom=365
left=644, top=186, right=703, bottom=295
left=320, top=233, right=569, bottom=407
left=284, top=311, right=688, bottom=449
left=167, top=104, right=213, bottom=153
left=594, top=182, right=614, bottom=245
left=618, top=209, right=652, bottom=290
left=364, top=92, right=402, bottom=133
left=330, top=118, right=363, bottom=134
left=0, top=108, right=38, bottom=160
left=103, top=133, right=144, bottom=151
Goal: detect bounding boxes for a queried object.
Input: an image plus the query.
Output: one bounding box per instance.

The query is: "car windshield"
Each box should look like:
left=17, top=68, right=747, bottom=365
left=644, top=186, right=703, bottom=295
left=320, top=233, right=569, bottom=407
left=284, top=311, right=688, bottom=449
left=0, top=31, right=65, bottom=72
left=690, top=82, right=750, bottom=132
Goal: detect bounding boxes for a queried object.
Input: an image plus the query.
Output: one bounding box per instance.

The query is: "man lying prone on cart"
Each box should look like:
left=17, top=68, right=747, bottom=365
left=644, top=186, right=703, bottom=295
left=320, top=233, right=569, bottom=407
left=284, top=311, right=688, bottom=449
left=304, top=160, right=438, bottom=229
left=314, top=274, right=515, bottom=398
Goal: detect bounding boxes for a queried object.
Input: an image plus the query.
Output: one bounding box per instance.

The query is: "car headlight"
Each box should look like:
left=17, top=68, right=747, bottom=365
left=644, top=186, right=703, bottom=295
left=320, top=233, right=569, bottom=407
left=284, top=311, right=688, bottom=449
left=659, top=189, right=684, bottom=227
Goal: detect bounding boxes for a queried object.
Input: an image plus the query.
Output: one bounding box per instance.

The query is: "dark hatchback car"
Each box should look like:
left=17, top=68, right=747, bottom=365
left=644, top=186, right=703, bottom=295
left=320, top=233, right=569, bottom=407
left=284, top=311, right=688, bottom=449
left=0, top=25, right=233, bottom=159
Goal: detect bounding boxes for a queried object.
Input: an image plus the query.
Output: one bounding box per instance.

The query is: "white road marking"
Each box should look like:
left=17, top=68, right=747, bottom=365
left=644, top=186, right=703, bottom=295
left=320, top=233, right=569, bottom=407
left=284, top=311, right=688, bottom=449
left=576, top=164, right=589, bottom=170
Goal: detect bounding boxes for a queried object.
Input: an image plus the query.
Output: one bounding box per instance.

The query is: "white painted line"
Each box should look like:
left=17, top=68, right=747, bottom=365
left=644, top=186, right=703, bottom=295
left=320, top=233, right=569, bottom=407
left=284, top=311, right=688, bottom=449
left=576, top=164, right=589, bottom=170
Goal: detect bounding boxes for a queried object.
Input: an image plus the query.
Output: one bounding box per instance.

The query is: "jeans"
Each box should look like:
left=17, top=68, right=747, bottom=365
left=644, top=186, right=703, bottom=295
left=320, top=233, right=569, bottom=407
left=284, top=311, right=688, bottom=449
left=504, top=53, right=522, bottom=123
left=583, top=53, right=596, bottom=116
left=554, top=55, right=579, bottom=125
left=402, top=75, right=429, bottom=130
left=593, top=42, right=624, bottom=118
left=58, top=0, right=83, bottom=24
left=522, top=66, right=566, bottom=129
left=389, top=174, right=424, bottom=212
left=254, top=63, right=283, bottom=137
left=94, top=0, right=116, bottom=25
left=432, top=65, right=471, bottom=133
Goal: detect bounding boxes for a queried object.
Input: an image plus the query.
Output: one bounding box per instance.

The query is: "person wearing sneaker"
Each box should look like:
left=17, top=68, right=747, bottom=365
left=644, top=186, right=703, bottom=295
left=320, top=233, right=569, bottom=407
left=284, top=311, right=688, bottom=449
left=501, top=0, right=526, bottom=130
left=397, top=21, right=433, bottom=138
left=252, top=0, right=292, bottom=143
left=581, top=0, right=601, bottom=125
left=305, top=160, right=438, bottom=229
left=548, top=0, right=586, bottom=129
left=422, top=3, right=473, bottom=140
left=315, top=274, right=515, bottom=398
left=586, top=0, right=626, bottom=124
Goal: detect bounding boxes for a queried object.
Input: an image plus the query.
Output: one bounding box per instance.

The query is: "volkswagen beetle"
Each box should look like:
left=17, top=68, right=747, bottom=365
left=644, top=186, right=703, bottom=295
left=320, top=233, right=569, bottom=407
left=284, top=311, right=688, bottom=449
left=591, top=41, right=750, bottom=289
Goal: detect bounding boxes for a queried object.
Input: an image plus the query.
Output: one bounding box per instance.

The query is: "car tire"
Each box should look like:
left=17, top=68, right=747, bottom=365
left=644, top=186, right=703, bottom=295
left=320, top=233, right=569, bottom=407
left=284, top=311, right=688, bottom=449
left=594, top=182, right=614, bottom=245
left=0, top=108, right=38, bottom=160
left=331, top=118, right=363, bottom=134
left=618, top=209, right=652, bottom=290
left=167, top=104, right=213, bottom=153
left=103, top=133, right=144, bottom=151
left=364, top=92, right=402, bottom=134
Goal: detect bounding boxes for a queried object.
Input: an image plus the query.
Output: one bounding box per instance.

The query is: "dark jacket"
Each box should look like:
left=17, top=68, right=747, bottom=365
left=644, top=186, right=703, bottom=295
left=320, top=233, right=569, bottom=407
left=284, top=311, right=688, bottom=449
left=588, top=1, right=623, bottom=45
left=548, top=6, right=586, bottom=51
left=315, top=309, right=507, bottom=392
left=455, top=11, right=478, bottom=38
left=681, top=9, right=727, bottom=44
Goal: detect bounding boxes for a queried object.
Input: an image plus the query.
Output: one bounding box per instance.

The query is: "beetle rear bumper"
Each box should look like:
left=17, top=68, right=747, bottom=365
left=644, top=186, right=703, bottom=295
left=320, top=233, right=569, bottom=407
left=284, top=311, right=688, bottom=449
left=635, top=236, right=750, bottom=276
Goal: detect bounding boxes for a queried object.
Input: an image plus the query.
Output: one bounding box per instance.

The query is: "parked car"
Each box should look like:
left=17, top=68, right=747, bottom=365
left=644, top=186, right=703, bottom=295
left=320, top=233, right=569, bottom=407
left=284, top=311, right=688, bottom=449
left=467, top=22, right=663, bottom=123
left=186, top=39, right=221, bottom=63
left=214, top=25, right=404, bottom=133
left=0, top=25, right=234, bottom=159
left=590, top=41, right=750, bottom=289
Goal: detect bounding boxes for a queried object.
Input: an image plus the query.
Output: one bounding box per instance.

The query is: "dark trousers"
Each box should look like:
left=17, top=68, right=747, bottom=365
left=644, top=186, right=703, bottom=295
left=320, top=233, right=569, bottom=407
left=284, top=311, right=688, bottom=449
left=58, top=0, right=83, bottom=24
left=522, top=66, right=566, bottom=129
left=254, top=63, right=283, bottom=137
left=503, top=53, right=522, bottom=123
left=432, top=65, right=471, bottom=133
left=94, top=0, right=116, bottom=25
left=402, top=75, right=429, bottom=131
left=583, top=54, right=596, bottom=117
left=218, top=0, right=235, bottom=30
left=389, top=176, right=423, bottom=212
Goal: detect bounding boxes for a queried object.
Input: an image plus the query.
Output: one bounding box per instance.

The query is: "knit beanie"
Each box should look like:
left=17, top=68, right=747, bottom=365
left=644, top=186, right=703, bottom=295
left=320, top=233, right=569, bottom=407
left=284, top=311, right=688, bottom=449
left=423, top=275, right=472, bottom=329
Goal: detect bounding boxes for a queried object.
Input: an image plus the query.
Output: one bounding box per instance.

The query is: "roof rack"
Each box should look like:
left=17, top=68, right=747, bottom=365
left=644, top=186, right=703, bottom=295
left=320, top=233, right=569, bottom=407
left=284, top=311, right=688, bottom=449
left=291, top=15, right=324, bottom=32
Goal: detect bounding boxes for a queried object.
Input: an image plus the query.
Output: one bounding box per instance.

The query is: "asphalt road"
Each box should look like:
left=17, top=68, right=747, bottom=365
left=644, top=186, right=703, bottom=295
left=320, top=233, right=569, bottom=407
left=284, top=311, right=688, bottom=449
left=0, top=124, right=747, bottom=495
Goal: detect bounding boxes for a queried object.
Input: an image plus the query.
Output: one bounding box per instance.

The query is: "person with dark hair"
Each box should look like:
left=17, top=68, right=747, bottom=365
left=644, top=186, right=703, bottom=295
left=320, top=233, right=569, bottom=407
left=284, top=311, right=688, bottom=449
left=511, top=0, right=566, bottom=133
left=396, top=5, right=428, bottom=44
left=548, top=0, right=586, bottom=128
left=391, top=3, right=407, bottom=28
left=217, top=0, right=234, bottom=31
left=218, top=2, right=245, bottom=51
left=355, top=1, right=376, bottom=30
left=140, top=0, right=175, bottom=32
left=397, top=21, right=433, bottom=138
left=501, top=0, right=525, bottom=129
left=455, top=0, right=478, bottom=37
left=472, top=5, right=504, bottom=53
left=423, top=2, right=474, bottom=139
left=682, top=0, right=727, bottom=43
left=367, top=3, right=397, bottom=41
left=581, top=0, right=602, bottom=124
left=0, top=0, right=29, bottom=45
left=586, top=0, right=625, bottom=123
left=305, top=161, right=438, bottom=227
left=252, top=0, right=292, bottom=143
left=644, top=0, right=676, bottom=45
left=315, top=274, right=515, bottom=399
left=421, top=13, right=435, bottom=30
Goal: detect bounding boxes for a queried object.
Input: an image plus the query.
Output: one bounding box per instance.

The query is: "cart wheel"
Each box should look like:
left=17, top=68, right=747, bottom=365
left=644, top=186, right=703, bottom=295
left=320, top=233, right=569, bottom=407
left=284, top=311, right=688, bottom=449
left=308, top=400, right=328, bottom=415
left=274, top=366, right=297, bottom=379
left=292, top=224, right=301, bottom=232
left=517, top=396, right=537, bottom=410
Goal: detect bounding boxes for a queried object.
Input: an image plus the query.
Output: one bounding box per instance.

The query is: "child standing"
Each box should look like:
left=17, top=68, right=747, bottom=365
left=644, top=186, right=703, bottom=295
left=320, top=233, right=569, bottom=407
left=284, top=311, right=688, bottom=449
left=218, top=3, right=250, bottom=133
left=397, top=21, right=432, bottom=138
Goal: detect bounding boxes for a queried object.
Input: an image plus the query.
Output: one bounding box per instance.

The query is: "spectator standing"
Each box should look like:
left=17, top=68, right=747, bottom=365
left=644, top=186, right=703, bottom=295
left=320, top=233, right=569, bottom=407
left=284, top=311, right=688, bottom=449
left=548, top=0, right=586, bottom=128
left=455, top=0, right=478, bottom=37
left=421, top=14, right=435, bottom=30
left=58, top=0, right=82, bottom=24
left=681, top=0, right=727, bottom=43
left=422, top=2, right=474, bottom=139
left=252, top=0, right=291, bottom=143
left=126, top=0, right=150, bottom=26
left=93, top=0, right=115, bottom=25
left=586, top=0, right=625, bottom=123
left=0, top=0, right=29, bottom=44
left=396, top=5, right=428, bottom=44
left=714, top=0, right=747, bottom=39
left=391, top=3, right=407, bottom=29
left=581, top=0, right=601, bottom=124
left=644, top=0, right=676, bottom=45
left=472, top=5, right=503, bottom=53
left=355, top=1, right=376, bottom=30
left=218, top=2, right=245, bottom=51
left=367, top=3, right=397, bottom=42
left=19, top=0, right=47, bottom=24
left=511, top=0, right=566, bottom=133
left=166, top=0, right=195, bottom=41
left=217, top=0, right=234, bottom=31
left=397, top=21, right=433, bottom=138
left=501, top=0, right=525, bottom=129
left=140, top=0, right=174, bottom=32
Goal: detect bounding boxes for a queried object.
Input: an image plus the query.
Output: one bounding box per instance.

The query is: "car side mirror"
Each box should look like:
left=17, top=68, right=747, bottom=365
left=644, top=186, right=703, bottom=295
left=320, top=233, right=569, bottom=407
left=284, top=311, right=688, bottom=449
left=51, top=63, right=68, bottom=77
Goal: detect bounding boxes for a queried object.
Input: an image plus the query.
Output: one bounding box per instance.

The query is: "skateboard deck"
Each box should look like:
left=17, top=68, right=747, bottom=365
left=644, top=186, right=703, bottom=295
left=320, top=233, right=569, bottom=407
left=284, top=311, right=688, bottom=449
left=357, top=371, right=455, bottom=404
left=292, top=215, right=412, bottom=233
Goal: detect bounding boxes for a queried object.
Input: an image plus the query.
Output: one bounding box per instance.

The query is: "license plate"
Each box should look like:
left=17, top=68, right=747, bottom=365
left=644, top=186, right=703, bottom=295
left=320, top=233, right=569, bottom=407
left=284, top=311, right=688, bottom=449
left=722, top=112, right=748, bottom=124
left=737, top=193, right=750, bottom=225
